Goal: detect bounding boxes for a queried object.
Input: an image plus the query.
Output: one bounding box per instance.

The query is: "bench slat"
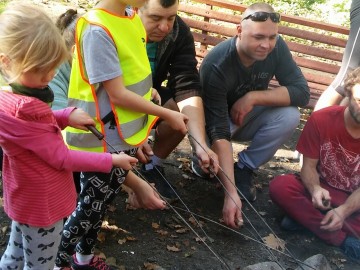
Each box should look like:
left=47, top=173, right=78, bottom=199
left=293, top=56, right=339, bottom=75
left=287, top=41, right=343, bottom=62
left=186, top=0, right=349, bottom=35
left=179, top=6, right=347, bottom=48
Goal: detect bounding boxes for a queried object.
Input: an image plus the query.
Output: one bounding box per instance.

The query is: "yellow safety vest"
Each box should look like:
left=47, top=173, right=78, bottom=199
left=66, top=9, right=158, bottom=152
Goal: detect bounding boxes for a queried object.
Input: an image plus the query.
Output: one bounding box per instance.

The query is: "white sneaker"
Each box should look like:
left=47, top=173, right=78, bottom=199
left=53, top=266, right=72, bottom=270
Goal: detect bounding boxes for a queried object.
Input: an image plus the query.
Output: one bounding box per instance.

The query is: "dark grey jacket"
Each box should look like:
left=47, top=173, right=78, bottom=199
left=200, top=36, right=310, bottom=143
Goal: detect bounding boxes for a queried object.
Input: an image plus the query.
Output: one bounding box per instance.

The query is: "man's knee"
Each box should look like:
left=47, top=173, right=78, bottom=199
left=277, top=107, right=300, bottom=131
left=269, top=174, right=299, bottom=201
left=269, top=175, right=288, bottom=197
left=275, top=106, right=300, bottom=130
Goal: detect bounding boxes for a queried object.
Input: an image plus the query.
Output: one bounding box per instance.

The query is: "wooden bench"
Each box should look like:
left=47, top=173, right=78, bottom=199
left=178, top=0, right=350, bottom=109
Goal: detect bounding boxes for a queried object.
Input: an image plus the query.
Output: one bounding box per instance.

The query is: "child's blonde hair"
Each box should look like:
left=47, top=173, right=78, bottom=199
left=0, top=2, right=68, bottom=82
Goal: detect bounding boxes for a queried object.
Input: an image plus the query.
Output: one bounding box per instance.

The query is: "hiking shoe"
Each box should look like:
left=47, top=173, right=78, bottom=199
left=191, top=156, right=210, bottom=179
left=71, top=255, right=117, bottom=270
left=140, top=164, right=178, bottom=203
left=234, top=163, right=257, bottom=202
left=280, top=216, right=304, bottom=231
left=340, top=236, right=360, bottom=263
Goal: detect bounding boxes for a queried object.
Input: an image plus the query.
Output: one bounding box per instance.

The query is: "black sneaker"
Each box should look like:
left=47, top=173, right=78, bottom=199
left=234, top=163, right=257, bottom=202
left=71, top=255, right=117, bottom=270
left=140, top=164, right=178, bottom=203
left=191, top=156, right=210, bottom=179
left=280, top=216, right=304, bottom=231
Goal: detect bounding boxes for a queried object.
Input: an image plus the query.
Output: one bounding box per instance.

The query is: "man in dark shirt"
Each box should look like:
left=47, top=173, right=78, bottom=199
left=200, top=2, right=310, bottom=224
left=137, top=0, right=219, bottom=201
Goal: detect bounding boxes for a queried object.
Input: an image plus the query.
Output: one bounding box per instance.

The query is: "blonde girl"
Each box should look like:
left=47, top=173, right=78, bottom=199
left=0, top=2, right=140, bottom=269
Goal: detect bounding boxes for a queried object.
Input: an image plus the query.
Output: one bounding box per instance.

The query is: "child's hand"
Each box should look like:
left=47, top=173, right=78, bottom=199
left=165, top=110, right=189, bottom=135
left=136, top=141, right=153, bottom=164
left=111, top=152, right=138, bottom=170
left=68, top=108, right=95, bottom=130
left=151, top=87, right=161, bottom=105
left=128, top=181, right=166, bottom=210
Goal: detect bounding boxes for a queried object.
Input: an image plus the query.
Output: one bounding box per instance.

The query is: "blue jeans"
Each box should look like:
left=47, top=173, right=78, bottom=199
left=230, top=106, right=300, bottom=169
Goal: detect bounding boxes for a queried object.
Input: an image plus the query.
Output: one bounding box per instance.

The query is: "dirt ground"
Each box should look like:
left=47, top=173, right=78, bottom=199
left=0, top=110, right=359, bottom=270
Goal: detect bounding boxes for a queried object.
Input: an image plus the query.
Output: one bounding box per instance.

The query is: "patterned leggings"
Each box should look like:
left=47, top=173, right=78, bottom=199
left=0, top=220, right=63, bottom=270
left=55, top=148, right=137, bottom=267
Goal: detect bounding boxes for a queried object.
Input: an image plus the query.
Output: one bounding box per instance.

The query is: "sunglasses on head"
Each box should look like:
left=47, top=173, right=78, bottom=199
left=242, top=11, right=281, bottom=23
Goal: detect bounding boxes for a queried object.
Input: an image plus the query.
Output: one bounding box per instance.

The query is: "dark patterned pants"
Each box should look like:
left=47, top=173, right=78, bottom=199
left=55, top=148, right=137, bottom=267
left=0, top=220, right=63, bottom=270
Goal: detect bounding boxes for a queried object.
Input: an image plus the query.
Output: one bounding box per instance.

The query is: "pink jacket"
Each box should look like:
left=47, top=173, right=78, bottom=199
left=0, top=91, right=113, bottom=227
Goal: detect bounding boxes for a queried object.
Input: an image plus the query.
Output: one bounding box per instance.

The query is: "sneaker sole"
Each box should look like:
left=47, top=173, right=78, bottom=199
left=191, top=160, right=210, bottom=179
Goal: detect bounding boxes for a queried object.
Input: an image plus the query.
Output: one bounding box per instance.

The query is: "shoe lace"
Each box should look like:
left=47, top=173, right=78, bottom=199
left=90, top=256, right=111, bottom=270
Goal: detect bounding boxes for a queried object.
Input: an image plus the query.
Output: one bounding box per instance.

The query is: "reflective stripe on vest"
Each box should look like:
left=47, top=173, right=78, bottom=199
left=66, top=9, right=158, bottom=152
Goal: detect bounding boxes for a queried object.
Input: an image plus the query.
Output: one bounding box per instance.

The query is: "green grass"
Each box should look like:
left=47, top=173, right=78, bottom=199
left=0, top=0, right=9, bottom=13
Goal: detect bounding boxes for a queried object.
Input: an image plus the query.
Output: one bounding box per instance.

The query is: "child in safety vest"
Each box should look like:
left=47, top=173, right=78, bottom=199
left=0, top=2, right=144, bottom=269
left=55, top=0, right=188, bottom=269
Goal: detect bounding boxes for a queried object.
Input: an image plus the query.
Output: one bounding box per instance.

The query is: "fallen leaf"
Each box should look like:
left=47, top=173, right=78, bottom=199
left=262, top=234, right=285, bottom=251
left=95, top=251, right=106, bottom=259
left=144, top=262, right=162, bottom=270
left=97, top=232, right=106, bottom=243
left=175, top=228, right=188, bottom=234
left=188, top=217, right=204, bottom=227
left=118, top=238, right=127, bottom=245
left=1, top=226, right=8, bottom=235
left=195, top=237, right=206, bottom=243
left=166, top=245, right=181, bottom=252
left=152, top=222, right=160, bottom=229
left=156, top=229, right=168, bottom=236
left=101, top=221, right=130, bottom=234
left=126, top=236, right=137, bottom=241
